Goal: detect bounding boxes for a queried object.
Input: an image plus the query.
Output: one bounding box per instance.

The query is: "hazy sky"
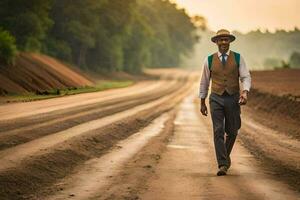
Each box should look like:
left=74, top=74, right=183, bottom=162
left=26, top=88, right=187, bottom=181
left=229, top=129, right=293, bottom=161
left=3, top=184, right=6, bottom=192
left=171, top=0, right=300, bottom=33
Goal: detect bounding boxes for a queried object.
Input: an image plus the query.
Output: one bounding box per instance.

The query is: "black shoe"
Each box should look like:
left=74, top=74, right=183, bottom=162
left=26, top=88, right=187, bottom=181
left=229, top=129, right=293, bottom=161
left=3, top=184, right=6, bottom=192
left=217, top=165, right=228, bottom=176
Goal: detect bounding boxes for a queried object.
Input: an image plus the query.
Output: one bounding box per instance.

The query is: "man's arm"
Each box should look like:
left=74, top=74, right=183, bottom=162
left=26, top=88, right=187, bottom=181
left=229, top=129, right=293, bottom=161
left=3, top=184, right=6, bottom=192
left=199, top=57, right=210, bottom=115
left=239, top=55, right=251, bottom=105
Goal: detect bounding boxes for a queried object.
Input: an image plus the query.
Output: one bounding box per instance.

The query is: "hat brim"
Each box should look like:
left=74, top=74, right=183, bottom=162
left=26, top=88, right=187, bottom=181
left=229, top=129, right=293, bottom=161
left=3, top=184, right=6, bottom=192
left=211, top=34, right=236, bottom=43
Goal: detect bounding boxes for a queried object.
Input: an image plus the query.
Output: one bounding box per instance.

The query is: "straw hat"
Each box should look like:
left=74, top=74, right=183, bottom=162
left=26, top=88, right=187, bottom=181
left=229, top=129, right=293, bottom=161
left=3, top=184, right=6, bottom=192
left=211, top=29, right=236, bottom=43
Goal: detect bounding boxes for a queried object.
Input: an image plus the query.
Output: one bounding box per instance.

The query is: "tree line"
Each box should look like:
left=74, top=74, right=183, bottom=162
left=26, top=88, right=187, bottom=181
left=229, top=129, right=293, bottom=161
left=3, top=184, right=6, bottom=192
left=185, top=28, right=300, bottom=70
left=0, top=0, right=200, bottom=73
left=231, top=28, right=300, bottom=69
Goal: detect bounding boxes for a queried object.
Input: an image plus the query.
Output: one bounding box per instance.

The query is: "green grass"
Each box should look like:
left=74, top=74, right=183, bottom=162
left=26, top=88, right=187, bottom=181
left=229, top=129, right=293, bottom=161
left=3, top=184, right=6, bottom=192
left=2, top=80, right=134, bottom=103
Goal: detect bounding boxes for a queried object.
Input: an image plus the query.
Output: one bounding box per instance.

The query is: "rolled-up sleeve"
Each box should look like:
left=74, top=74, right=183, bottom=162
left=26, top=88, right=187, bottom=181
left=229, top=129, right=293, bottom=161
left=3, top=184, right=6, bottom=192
left=199, top=57, right=211, bottom=99
left=239, top=55, right=251, bottom=92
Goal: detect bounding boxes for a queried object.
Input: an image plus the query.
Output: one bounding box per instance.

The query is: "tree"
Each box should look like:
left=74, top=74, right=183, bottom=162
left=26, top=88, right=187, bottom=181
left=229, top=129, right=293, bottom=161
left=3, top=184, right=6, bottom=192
left=263, top=58, right=282, bottom=69
left=47, top=0, right=102, bottom=68
left=289, top=52, right=300, bottom=68
left=0, top=0, right=200, bottom=73
left=0, top=0, right=53, bottom=51
left=0, top=28, right=17, bottom=65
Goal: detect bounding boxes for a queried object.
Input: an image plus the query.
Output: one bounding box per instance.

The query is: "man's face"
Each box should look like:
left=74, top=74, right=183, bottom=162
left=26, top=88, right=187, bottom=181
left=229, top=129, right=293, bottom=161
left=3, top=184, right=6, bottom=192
left=216, top=36, right=230, bottom=52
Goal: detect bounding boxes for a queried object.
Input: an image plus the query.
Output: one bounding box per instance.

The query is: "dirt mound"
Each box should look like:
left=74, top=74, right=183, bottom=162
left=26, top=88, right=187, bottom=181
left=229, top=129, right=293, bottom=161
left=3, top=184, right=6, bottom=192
left=0, top=53, right=93, bottom=95
left=245, top=68, right=300, bottom=140
left=249, top=68, right=300, bottom=122
left=251, top=68, right=300, bottom=97
left=248, top=89, right=300, bottom=122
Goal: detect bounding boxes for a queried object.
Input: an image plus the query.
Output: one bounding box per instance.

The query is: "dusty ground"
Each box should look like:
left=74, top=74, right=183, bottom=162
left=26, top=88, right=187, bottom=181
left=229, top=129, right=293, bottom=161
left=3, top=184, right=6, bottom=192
left=0, top=68, right=299, bottom=199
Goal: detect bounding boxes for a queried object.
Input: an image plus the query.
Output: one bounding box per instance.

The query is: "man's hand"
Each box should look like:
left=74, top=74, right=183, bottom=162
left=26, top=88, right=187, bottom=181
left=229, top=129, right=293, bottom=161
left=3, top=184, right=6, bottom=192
left=239, top=90, right=248, bottom=105
left=200, top=98, right=208, bottom=116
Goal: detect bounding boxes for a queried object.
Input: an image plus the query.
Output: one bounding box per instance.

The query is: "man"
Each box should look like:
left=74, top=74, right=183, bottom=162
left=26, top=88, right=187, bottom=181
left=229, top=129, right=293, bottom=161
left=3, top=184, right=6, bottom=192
left=199, top=29, right=251, bottom=176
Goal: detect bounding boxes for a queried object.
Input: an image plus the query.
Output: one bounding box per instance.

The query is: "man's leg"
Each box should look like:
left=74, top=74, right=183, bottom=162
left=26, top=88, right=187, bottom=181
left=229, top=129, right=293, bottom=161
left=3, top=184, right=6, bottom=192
left=225, top=130, right=237, bottom=157
left=224, top=93, right=241, bottom=165
left=209, top=93, right=228, bottom=168
left=224, top=130, right=237, bottom=169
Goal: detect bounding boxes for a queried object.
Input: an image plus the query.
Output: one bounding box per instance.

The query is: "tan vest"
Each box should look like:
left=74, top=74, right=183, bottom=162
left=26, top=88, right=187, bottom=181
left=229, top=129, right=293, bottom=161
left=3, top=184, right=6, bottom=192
left=211, top=51, right=240, bottom=95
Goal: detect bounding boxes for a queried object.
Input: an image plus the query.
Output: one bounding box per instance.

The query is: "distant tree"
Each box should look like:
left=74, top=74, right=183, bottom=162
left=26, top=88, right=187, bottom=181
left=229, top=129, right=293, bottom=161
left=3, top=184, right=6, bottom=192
left=191, top=15, right=207, bottom=30
left=0, top=28, right=17, bottom=65
left=139, top=0, right=199, bottom=67
left=229, top=28, right=300, bottom=69
left=281, top=60, right=290, bottom=69
left=289, top=51, right=300, bottom=68
left=263, top=58, right=282, bottom=69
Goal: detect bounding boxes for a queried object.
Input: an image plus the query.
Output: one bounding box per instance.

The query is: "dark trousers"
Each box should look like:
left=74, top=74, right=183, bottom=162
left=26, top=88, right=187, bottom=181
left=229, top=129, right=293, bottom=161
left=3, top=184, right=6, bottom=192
left=209, top=91, right=241, bottom=168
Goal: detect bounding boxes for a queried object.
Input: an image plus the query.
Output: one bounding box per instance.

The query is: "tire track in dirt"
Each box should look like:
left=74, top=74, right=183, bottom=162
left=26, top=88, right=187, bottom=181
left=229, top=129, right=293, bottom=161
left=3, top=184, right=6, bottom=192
left=42, top=91, right=300, bottom=200
left=239, top=116, right=300, bottom=192
left=0, top=71, right=189, bottom=134
left=133, top=93, right=299, bottom=200
left=0, top=79, right=161, bottom=130
left=242, top=116, right=300, bottom=169
left=44, top=110, right=175, bottom=200
left=0, top=78, right=190, bottom=170
left=139, top=94, right=260, bottom=200
left=0, top=71, right=198, bottom=199
left=0, top=78, right=184, bottom=151
left=0, top=80, right=146, bottom=121
left=86, top=108, right=178, bottom=200
left=0, top=69, right=187, bottom=122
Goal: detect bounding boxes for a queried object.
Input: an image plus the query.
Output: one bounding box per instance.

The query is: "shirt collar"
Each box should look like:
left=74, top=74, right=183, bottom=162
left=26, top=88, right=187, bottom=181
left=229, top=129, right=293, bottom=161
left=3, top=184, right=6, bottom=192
left=218, top=49, right=230, bottom=57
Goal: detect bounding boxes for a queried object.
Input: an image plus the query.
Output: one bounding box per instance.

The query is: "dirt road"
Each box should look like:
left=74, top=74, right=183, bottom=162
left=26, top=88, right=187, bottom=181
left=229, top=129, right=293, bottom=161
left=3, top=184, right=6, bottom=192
left=0, top=69, right=299, bottom=200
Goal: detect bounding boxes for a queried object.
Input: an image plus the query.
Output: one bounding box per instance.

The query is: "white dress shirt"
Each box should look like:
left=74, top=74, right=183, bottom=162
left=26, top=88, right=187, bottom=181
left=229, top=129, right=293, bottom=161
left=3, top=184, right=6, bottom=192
left=199, top=50, right=251, bottom=99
